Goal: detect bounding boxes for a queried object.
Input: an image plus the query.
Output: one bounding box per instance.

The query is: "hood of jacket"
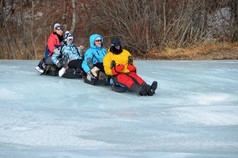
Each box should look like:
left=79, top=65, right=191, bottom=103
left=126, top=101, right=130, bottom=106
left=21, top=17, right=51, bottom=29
left=89, top=34, right=103, bottom=49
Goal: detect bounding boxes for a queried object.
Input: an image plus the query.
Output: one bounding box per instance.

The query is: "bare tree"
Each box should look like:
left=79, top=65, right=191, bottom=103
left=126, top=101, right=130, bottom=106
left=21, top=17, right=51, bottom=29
left=69, top=0, right=76, bottom=33
left=0, top=0, right=236, bottom=59
left=230, top=0, right=238, bottom=42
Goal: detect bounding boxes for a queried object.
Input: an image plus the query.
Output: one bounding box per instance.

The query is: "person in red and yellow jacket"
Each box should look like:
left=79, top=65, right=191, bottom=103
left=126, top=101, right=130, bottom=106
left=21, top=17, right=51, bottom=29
left=103, top=37, right=157, bottom=96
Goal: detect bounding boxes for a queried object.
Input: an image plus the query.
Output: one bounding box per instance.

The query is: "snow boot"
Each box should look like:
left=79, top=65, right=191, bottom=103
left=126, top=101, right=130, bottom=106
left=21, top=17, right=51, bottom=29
left=144, top=83, right=152, bottom=96
left=130, top=83, right=147, bottom=96
left=58, top=67, right=66, bottom=77
left=144, top=81, right=158, bottom=96
left=150, top=81, right=158, bottom=96
left=35, top=59, right=45, bottom=74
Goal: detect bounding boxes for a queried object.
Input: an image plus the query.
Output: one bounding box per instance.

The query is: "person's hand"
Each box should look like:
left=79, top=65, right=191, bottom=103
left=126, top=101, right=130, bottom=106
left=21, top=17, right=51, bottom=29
left=111, top=60, right=116, bottom=68
left=53, top=48, right=61, bottom=55
left=127, top=64, right=136, bottom=72
left=78, top=45, right=84, bottom=50
left=112, top=64, right=124, bottom=75
left=128, top=56, right=133, bottom=65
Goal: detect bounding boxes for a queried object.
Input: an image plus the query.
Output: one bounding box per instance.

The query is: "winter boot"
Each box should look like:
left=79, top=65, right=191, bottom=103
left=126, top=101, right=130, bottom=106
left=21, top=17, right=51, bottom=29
left=144, top=81, right=158, bottom=96
left=59, top=67, right=66, bottom=77
left=143, top=83, right=152, bottom=96
left=150, top=81, right=158, bottom=96
left=35, top=59, right=45, bottom=74
left=130, top=83, right=147, bottom=96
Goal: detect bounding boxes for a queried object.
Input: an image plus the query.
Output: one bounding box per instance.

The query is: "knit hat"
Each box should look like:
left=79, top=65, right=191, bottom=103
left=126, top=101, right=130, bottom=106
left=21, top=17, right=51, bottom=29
left=66, top=33, right=73, bottom=41
left=111, top=36, right=121, bottom=47
left=64, top=31, right=70, bottom=39
left=54, top=23, right=63, bottom=30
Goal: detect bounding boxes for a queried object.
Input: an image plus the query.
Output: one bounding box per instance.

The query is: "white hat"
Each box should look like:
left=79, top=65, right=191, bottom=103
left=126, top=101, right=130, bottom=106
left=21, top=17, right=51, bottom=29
left=54, top=23, right=61, bottom=29
left=95, top=37, right=101, bottom=41
left=54, top=23, right=63, bottom=30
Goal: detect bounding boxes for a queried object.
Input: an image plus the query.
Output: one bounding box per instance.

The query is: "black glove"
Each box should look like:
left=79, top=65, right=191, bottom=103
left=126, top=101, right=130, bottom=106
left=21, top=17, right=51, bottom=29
left=128, top=56, right=133, bottom=65
left=111, top=60, right=116, bottom=68
left=61, top=54, right=68, bottom=66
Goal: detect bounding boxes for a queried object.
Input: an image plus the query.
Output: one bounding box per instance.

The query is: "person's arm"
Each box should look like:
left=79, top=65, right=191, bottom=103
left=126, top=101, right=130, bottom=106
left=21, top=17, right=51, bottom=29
left=51, top=53, right=59, bottom=65
left=47, top=36, right=57, bottom=53
left=82, top=49, right=93, bottom=73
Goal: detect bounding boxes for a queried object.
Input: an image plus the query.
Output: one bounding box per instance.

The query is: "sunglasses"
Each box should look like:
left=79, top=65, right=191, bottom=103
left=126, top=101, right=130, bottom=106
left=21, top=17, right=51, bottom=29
left=95, top=40, right=101, bottom=42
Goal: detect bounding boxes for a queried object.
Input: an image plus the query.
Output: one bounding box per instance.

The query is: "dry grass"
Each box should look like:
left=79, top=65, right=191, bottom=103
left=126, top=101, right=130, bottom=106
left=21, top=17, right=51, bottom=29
left=143, top=42, right=238, bottom=60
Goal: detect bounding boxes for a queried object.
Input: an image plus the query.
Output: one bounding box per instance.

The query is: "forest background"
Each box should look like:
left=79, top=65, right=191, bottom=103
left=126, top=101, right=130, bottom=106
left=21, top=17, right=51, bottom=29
left=1, top=0, right=238, bottom=60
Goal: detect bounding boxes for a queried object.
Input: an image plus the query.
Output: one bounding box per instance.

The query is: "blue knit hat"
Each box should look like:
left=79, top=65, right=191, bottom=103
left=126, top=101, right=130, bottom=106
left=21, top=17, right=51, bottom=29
left=65, top=31, right=73, bottom=41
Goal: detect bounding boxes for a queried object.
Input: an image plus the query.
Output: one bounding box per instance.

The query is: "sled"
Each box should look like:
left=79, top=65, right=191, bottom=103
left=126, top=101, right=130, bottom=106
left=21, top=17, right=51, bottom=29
left=84, top=77, right=108, bottom=85
left=111, top=84, right=127, bottom=93
left=43, top=64, right=83, bottom=79
left=43, top=65, right=59, bottom=76
left=61, top=68, right=84, bottom=79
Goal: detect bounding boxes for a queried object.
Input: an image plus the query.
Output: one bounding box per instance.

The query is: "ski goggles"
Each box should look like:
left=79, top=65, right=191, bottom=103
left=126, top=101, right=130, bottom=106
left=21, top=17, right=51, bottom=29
left=55, top=26, right=64, bottom=30
left=67, top=37, right=73, bottom=41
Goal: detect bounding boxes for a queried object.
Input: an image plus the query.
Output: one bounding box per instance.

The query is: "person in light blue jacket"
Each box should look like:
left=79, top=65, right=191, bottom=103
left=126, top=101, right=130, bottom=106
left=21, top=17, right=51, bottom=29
left=82, top=34, right=108, bottom=85
left=52, top=32, right=84, bottom=77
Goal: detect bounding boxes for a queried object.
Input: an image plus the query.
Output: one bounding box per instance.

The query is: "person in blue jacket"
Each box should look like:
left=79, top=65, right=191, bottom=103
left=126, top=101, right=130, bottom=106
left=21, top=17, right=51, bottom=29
left=52, top=32, right=84, bottom=77
left=82, top=34, right=108, bottom=85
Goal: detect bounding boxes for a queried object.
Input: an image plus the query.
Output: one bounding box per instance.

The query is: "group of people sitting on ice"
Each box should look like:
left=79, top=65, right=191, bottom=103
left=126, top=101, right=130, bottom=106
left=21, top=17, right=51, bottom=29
left=35, top=23, right=157, bottom=96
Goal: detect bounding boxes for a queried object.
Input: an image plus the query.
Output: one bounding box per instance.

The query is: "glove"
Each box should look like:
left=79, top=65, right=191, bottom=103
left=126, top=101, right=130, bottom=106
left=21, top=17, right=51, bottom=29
left=111, top=60, right=116, bottom=68
left=53, top=48, right=61, bottom=55
left=112, top=64, right=124, bottom=75
left=127, top=64, right=136, bottom=72
left=128, top=56, right=133, bottom=65
left=78, top=45, right=84, bottom=50
left=61, top=54, right=68, bottom=66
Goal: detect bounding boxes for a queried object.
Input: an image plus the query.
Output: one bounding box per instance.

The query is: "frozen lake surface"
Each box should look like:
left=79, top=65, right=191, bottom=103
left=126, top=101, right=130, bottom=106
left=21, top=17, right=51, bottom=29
left=0, top=60, right=238, bottom=158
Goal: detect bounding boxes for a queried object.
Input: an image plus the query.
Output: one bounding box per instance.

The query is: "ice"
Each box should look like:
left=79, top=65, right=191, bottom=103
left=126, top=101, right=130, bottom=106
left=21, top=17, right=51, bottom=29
left=0, top=60, right=238, bottom=158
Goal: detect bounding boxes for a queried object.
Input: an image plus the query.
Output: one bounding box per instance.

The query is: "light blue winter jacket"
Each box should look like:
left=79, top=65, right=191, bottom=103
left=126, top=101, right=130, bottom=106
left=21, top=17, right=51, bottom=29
left=82, top=34, right=107, bottom=73
left=52, top=42, right=82, bottom=65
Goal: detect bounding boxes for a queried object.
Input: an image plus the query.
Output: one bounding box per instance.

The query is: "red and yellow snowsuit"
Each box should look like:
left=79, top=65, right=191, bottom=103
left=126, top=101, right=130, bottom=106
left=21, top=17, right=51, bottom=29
left=103, top=48, right=145, bottom=89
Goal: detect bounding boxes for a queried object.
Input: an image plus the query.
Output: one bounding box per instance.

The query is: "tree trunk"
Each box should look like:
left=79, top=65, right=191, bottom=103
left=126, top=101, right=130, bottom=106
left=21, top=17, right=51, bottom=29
left=70, top=0, right=76, bottom=33
left=31, top=1, right=37, bottom=59
left=0, top=0, right=4, bottom=59
left=230, top=0, right=238, bottom=42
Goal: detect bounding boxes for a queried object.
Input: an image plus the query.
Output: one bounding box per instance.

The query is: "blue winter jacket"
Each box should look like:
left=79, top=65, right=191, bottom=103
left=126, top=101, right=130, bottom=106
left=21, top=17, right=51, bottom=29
left=52, top=43, right=82, bottom=65
left=82, top=34, right=107, bottom=73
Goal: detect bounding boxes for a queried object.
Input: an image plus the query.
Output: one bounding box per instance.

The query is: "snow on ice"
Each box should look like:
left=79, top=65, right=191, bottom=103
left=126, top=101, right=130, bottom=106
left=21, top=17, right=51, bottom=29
left=0, top=60, right=238, bottom=158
